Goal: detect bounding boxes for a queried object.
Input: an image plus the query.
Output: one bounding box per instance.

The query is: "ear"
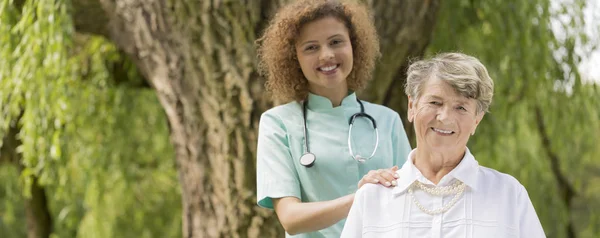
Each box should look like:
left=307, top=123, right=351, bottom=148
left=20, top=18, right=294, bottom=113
left=471, top=112, right=485, bottom=135
left=407, top=96, right=415, bottom=122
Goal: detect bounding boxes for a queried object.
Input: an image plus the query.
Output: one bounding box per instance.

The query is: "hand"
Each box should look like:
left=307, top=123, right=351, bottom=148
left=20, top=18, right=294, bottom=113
left=357, top=166, right=399, bottom=189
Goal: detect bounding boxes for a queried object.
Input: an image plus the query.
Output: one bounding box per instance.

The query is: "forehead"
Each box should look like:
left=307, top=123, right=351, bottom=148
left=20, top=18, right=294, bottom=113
left=421, top=77, right=471, bottom=102
left=297, top=17, right=349, bottom=42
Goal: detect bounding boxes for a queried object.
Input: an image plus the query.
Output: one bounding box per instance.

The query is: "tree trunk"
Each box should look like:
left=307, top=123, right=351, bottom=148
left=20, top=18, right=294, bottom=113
left=90, top=0, right=439, bottom=237
left=22, top=176, right=53, bottom=238
left=96, top=1, right=284, bottom=237
left=366, top=0, right=441, bottom=146
left=535, top=106, right=576, bottom=238
left=1, top=119, right=53, bottom=238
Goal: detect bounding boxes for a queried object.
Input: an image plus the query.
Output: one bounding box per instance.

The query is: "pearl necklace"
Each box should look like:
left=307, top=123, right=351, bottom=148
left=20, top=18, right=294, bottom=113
left=408, top=180, right=466, bottom=215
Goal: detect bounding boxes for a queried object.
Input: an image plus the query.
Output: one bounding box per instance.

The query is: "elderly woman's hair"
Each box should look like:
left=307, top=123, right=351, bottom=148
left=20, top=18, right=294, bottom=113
left=405, top=53, right=494, bottom=113
left=256, top=0, right=380, bottom=102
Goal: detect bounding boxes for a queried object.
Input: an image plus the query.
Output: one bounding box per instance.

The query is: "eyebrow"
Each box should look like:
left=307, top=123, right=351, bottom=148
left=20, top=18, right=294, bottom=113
left=298, top=34, right=344, bottom=47
left=424, top=95, right=443, bottom=101
left=424, top=95, right=470, bottom=104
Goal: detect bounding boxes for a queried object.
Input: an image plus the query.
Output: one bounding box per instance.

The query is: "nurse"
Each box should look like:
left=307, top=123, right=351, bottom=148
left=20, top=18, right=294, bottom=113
left=255, top=0, right=412, bottom=237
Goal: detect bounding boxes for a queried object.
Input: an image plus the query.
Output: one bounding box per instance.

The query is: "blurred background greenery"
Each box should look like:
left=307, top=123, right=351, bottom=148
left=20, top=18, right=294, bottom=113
left=1, top=0, right=598, bottom=237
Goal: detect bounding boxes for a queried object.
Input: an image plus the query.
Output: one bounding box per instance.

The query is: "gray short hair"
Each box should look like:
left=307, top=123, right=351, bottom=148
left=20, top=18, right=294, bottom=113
left=405, top=52, right=494, bottom=113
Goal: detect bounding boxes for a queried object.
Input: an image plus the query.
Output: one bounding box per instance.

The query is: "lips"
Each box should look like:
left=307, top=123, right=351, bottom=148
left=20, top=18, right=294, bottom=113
left=431, top=127, right=454, bottom=135
left=317, top=64, right=339, bottom=75
left=319, top=64, right=338, bottom=71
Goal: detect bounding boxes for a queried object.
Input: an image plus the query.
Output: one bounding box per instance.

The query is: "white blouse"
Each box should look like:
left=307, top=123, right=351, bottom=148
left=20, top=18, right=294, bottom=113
left=341, top=148, right=546, bottom=238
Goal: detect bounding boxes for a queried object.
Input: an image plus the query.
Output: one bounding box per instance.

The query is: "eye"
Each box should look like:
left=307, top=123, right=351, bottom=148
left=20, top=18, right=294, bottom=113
left=429, top=101, right=441, bottom=105
left=330, top=39, right=343, bottom=45
left=304, top=45, right=318, bottom=51
left=456, top=106, right=467, bottom=111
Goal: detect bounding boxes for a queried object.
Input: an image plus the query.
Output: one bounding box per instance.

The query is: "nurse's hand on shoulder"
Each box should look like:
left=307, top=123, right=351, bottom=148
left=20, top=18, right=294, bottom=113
left=357, top=166, right=399, bottom=188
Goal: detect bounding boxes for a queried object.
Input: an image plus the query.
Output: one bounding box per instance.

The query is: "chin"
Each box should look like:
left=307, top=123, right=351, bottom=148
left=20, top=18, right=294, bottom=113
left=324, top=79, right=346, bottom=88
left=426, top=144, right=458, bottom=152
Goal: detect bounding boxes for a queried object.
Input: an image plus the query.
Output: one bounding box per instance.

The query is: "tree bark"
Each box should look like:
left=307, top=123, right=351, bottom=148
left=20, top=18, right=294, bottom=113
left=96, top=1, right=283, bottom=237
left=1, top=119, right=53, bottom=238
left=365, top=0, right=441, bottom=146
left=84, top=0, right=440, bottom=237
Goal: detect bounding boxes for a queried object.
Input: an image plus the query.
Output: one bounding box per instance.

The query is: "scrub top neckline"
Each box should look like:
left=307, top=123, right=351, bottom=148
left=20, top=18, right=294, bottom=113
left=306, top=92, right=361, bottom=111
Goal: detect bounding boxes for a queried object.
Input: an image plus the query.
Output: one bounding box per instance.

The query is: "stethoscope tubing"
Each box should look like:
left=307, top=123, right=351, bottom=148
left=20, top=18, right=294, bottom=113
left=300, top=97, right=379, bottom=167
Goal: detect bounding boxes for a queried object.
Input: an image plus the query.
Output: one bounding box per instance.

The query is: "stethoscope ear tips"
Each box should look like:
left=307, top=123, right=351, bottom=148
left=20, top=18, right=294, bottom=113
left=300, top=153, right=316, bottom=168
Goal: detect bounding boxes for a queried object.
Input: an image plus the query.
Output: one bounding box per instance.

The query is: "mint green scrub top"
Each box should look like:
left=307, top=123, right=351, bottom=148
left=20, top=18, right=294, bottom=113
left=256, top=92, right=411, bottom=238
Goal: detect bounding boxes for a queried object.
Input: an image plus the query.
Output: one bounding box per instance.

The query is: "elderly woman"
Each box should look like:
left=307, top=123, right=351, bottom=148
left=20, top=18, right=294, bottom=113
left=340, top=53, right=545, bottom=238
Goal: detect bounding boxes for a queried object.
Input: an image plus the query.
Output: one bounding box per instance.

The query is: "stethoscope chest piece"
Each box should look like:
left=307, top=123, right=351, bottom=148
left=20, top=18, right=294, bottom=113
left=300, top=152, right=316, bottom=167
left=354, top=155, right=366, bottom=163
left=300, top=97, right=378, bottom=167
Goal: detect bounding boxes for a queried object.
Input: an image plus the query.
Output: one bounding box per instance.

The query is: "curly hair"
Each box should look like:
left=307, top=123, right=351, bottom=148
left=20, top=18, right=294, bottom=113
left=256, top=0, right=380, bottom=103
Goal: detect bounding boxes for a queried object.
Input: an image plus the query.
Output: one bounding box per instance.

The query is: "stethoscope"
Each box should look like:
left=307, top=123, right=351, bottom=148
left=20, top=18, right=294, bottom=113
left=299, top=97, right=380, bottom=167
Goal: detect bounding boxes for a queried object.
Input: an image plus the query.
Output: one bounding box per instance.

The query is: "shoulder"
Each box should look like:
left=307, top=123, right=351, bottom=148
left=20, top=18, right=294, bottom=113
left=356, top=183, right=395, bottom=203
left=477, top=166, right=525, bottom=193
left=260, top=101, right=302, bottom=125
left=352, top=183, right=398, bottom=216
left=476, top=166, right=539, bottom=215
left=262, top=101, right=301, bottom=118
left=359, top=100, right=405, bottom=131
left=360, top=100, right=400, bottom=117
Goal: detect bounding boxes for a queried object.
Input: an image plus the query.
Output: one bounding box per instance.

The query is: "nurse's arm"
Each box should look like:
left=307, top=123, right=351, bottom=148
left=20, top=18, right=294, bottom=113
left=272, top=194, right=354, bottom=235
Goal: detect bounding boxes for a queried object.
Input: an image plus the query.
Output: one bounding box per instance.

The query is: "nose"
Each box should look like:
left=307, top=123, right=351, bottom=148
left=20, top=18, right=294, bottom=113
left=319, top=46, right=334, bottom=61
left=436, top=106, right=452, bottom=124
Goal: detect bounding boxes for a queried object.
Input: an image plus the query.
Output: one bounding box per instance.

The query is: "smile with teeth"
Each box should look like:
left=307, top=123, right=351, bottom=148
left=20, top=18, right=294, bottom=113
left=432, top=127, right=454, bottom=134
left=319, top=64, right=338, bottom=72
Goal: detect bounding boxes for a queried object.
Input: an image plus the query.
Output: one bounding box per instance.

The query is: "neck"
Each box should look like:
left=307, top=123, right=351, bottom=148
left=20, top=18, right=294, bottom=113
left=413, top=148, right=465, bottom=184
left=309, top=85, right=348, bottom=107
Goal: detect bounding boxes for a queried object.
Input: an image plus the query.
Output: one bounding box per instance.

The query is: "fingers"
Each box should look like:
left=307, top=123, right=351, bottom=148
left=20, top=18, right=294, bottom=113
left=376, top=169, right=398, bottom=186
left=359, top=168, right=399, bottom=188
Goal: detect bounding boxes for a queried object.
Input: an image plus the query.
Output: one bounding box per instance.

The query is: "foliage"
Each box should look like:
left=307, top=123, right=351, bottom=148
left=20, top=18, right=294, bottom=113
left=428, top=0, right=600, bottom=237
left=0, top=0, right=181, bottom=237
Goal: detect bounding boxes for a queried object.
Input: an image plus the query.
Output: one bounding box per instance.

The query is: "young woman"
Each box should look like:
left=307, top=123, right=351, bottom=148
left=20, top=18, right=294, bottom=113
left=256, top=1, right=412, bottom=237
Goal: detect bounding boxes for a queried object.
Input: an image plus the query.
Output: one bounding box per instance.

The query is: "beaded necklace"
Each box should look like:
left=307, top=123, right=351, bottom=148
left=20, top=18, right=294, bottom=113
left=408, top=180, right=466, bottom=215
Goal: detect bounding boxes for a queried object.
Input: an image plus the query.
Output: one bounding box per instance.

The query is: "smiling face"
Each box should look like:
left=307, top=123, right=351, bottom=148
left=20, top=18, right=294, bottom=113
left=408, top=77, right=484, bottom=154
left=295, top=17, right=353, bottom=98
